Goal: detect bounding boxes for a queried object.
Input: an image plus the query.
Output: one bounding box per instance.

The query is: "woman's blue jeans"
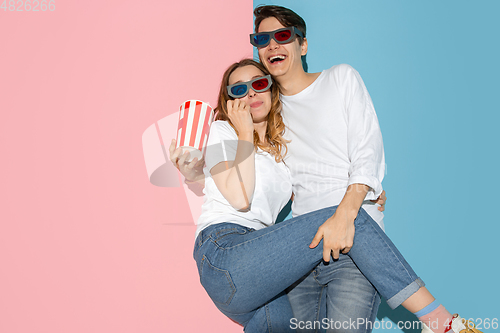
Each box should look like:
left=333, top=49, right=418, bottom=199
left=193, top=206, right=423, bottom=332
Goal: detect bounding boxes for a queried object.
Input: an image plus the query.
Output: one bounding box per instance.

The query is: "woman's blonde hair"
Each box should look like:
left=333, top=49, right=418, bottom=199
left=214, top=59, right=288, bottom=163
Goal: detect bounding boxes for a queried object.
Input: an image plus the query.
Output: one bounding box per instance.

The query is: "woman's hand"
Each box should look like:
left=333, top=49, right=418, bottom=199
left=227, top=100, right=254, bottom=138
left=169, top=139, right=205, bottom=184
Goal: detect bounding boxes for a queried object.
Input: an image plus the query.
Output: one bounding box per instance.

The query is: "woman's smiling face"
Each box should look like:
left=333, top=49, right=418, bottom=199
left=228, top=65, right=272, bottom=123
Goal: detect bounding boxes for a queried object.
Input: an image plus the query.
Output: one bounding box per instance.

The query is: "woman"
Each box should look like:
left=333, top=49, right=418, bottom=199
left=170, top=59, right=481, bottom=333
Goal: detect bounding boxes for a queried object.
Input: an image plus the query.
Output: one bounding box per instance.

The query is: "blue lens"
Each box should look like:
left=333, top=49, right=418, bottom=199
left=230, top=84, right=248, bottom=97
left=254, top=34, right=270, bottom=46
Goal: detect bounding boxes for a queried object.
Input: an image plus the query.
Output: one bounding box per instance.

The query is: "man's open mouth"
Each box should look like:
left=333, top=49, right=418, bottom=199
left=269, top=55, right=286, bottom=64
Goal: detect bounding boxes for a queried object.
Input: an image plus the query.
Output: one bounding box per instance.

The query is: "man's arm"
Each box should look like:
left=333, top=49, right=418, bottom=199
left=311, top=65, right=386, bottom=261
left=344, top=65, right=385, bottom=201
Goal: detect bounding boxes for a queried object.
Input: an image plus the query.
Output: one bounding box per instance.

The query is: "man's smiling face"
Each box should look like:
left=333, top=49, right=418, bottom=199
left=257, top=17, right=307, bottom=79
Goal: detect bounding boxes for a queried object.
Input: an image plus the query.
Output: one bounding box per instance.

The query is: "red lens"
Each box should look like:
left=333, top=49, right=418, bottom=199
left=251, top=78, right=269, bottom=91
left=274, top=30, right=292, bottom=42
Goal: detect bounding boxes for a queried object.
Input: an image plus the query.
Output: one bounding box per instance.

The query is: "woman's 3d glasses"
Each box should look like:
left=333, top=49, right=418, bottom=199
left=250, top=27, right=304, bottom=48
left=227, top=75, right=273, bottom=98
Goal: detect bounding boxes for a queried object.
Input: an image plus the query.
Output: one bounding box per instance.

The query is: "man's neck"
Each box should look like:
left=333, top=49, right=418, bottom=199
left=277, top=69, right=321, bottom=96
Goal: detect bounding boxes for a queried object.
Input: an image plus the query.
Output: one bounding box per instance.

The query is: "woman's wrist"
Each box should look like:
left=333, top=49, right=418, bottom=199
left=238, top=132, right=254, bottom=142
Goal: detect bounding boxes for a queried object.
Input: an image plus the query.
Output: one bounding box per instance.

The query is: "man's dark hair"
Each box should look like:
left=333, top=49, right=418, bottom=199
left=254, top=5, right=306, bottom=45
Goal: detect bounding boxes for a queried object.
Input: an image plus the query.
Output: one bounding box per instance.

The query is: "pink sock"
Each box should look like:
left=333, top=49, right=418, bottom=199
left=417, top=304, right=453, bottom=333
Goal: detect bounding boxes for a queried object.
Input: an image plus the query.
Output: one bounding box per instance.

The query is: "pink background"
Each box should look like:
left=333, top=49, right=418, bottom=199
left=0, top=1, right=253, bottom=332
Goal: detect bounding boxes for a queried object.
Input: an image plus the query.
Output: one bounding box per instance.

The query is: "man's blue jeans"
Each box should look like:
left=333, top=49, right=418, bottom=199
left=287, top=257, right=381, bottom=333
left=193, top=206, right=424, bottom=332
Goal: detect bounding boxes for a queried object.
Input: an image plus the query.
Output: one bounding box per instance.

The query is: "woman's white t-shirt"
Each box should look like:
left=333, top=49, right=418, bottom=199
left=195, top=121, right=293, bottom=239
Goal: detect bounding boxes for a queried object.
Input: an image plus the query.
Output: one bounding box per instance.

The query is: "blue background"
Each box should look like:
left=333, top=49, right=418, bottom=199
left=254, top=1, right=500, bottom=332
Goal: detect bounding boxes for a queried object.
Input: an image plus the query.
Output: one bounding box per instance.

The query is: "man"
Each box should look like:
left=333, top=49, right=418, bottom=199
left=251, top=5, right=386, bottom=332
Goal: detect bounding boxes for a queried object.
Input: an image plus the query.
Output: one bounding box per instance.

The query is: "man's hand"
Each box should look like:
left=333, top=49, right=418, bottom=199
left=309, top=207, right=356, bottom=261
left=309, top=184, right=370, bottom=262
left=371, top=190, right=386, bottom=212
left=169, top=139, right=205, bottom=184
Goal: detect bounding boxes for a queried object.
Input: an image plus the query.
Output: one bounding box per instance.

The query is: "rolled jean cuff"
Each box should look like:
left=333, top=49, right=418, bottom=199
left=386, top=277, right=425, bottom=309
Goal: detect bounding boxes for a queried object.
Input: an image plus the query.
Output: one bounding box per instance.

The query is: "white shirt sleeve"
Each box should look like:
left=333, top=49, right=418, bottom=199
left=339, top=64, right=385, bottom=200
left=204, top=121, right=239, bottom=172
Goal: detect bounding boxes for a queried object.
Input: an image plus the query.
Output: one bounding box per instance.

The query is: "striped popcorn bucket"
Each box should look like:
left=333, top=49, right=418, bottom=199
left=176, top=100, right=214, bottom=162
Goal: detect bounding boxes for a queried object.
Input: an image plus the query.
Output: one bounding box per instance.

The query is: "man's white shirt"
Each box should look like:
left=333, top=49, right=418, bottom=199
left=281, top=64, right=385, bottom=228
